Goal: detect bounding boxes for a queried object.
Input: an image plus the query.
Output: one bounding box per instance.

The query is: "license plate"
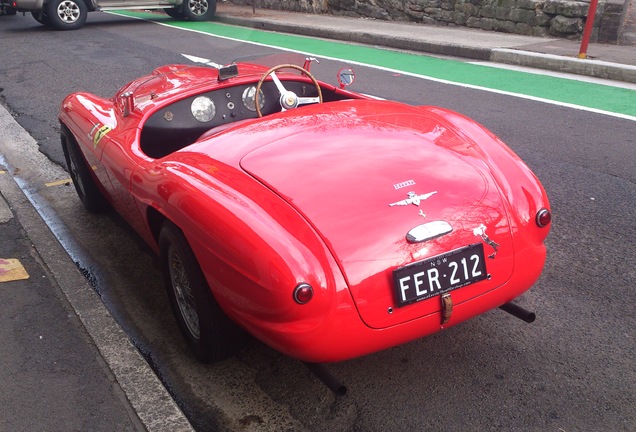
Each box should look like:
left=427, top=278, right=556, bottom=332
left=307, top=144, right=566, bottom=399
left=393, top=243, right=488, bottom=307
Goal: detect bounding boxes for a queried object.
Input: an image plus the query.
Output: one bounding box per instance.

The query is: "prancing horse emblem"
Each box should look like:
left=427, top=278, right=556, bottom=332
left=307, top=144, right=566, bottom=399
left=389, top=191, right=437, bottom=207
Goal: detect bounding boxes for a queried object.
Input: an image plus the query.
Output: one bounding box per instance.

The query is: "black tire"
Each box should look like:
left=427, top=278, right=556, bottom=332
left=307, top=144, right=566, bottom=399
left=47, top=0, right=87, bottom=30
left=60, top=127, right=109, bottom=213
left=181, top=0, right=215, bottom=21
left=159, top=221, right=244, bottom=363
left=31, top=10, right=50, bottom=24
left=163, top=7, right=183, bottom=19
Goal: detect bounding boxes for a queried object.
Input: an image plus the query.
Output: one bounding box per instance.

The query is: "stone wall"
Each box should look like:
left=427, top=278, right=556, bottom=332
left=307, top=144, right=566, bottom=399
left=230, top=0, right=628, bottom=42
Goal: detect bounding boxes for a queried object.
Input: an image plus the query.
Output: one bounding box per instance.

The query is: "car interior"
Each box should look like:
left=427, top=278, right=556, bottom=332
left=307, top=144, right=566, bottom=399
left=139, top=79, right=351, bottom=159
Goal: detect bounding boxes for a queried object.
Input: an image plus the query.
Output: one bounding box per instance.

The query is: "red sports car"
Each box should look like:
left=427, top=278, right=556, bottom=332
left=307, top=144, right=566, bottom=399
left=59, top=54, right=551, bottom=366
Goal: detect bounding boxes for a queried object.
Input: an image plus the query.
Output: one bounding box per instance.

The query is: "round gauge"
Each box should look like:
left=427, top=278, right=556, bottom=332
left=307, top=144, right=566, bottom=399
left=191, top=96, right=216, bottom=122
left=242, top=86, right=266, bottom=112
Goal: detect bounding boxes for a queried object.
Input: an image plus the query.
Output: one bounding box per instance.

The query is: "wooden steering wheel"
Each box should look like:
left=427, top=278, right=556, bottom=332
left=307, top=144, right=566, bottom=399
left=254, top=64, right=323, bottom=118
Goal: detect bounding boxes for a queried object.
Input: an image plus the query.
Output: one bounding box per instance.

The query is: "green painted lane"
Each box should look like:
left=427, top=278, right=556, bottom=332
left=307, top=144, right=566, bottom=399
left=116, top=11, right=636, bottom=119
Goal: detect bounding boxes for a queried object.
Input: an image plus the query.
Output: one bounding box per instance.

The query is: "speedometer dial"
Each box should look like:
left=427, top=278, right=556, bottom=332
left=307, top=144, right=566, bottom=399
left=242, top=86, right=266, bottom=112
left=191, top=96, right=216, bottom=122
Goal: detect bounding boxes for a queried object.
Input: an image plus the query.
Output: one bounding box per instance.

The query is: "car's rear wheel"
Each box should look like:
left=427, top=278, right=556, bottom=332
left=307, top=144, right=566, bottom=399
left=164, top=7, right=183, bottom=19
left=47, top=0, right=87, bottom=30
left=60, top=127, right=109, bottom=213
left=182, top=0, right=215, bottom=21
left=159, top=221, right=244, bottom=363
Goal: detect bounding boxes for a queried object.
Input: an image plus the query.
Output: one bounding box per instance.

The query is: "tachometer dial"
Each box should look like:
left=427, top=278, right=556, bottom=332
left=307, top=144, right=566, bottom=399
left=242, top=86, right=266, bottom=112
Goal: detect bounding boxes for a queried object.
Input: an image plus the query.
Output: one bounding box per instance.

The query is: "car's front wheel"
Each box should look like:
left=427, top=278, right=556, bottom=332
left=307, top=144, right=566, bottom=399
left=47, top=0, right=87, bottom=30
left=60, top=127, right=109, bottom=213
left=159, top=221, right=244, bottom=363
left=181, top=0, right=215, bottom=21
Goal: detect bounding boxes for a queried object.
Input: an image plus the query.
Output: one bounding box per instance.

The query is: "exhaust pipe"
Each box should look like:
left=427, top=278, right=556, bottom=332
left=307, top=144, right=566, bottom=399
left=304, top=363, right=347, bottom=396
left=499, top=302, right=536, bottom=323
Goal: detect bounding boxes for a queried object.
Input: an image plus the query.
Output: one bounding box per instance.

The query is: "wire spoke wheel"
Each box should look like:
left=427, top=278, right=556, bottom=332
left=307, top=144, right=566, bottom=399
left=168, top=246, right=200, bottom=340
left=60, top=127, right=109, bottom=213
left=67, top=148, right=88, bottom=197
left=159, top=221, right=245, bottom=363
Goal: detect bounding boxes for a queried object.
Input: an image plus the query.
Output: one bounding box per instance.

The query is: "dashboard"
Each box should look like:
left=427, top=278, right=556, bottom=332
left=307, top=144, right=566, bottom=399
left=140, top=80, right=320, bottom=158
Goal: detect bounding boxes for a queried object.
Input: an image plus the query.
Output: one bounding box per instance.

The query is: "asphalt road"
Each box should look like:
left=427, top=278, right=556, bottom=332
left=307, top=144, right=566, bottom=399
left=1, top=11, right=635, bottom=432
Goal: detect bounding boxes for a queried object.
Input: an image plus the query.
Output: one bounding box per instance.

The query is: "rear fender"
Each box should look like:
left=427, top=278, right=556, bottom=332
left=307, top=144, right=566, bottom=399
left=415, top=106, right=551, bottom=245
left=131, top=157, right=351, bottom=334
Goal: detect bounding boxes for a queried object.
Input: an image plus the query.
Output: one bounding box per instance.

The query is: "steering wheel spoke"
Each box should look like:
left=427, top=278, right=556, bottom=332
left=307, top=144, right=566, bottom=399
left=297, top=96, right=320, bottom=105
left=270, top=72, right=287, bottom=94
left=255, top=64, right=323, bottom=118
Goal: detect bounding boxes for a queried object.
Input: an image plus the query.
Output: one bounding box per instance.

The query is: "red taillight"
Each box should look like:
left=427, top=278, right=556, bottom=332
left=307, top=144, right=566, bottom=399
left=536, top=208, right=551, bottom=227
left=293, top=283, right=313, bottom=304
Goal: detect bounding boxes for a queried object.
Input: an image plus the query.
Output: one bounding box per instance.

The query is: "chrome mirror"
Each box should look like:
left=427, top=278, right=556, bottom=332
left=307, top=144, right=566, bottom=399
left=337, top=68, right=355, bottom=89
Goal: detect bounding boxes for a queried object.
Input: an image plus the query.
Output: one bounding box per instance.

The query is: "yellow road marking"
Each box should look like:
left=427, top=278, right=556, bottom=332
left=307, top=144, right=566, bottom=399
left=45, top=178, right=72, bottom=187
left=0, top=258, right=30, bottom=282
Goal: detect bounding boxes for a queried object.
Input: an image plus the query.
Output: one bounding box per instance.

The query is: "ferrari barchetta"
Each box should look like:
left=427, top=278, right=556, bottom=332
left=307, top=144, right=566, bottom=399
left=59, top=53, right=551, bottom=366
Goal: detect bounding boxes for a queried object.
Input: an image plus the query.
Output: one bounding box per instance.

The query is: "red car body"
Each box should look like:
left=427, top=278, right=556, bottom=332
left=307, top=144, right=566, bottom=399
left=58, top=56, right=550, bottom=363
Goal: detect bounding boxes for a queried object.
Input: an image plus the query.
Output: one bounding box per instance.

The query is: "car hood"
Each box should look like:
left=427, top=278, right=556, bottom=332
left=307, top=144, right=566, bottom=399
left=238, top=101, right=516, bottom=329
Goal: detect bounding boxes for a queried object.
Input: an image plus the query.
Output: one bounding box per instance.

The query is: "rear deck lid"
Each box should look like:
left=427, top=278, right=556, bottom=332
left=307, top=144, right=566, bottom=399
left=240, top=102, right=515, bottom=328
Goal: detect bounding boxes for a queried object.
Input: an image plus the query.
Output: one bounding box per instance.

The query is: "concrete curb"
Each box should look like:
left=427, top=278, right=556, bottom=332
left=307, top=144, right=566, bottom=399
left=490, top=48, right=636, bottom=84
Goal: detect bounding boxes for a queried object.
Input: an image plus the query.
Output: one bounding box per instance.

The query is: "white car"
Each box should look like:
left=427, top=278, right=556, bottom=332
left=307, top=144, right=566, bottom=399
left=2, top=0, right=215, bottom=29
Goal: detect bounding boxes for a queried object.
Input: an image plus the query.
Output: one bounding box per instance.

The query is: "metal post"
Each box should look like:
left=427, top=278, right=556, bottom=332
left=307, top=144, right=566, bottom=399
left=578, top=0, right=599, bottom=59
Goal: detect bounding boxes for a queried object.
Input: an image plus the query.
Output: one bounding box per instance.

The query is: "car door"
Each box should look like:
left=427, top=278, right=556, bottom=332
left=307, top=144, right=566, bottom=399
left=98, top=127, right=154, bottom=243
